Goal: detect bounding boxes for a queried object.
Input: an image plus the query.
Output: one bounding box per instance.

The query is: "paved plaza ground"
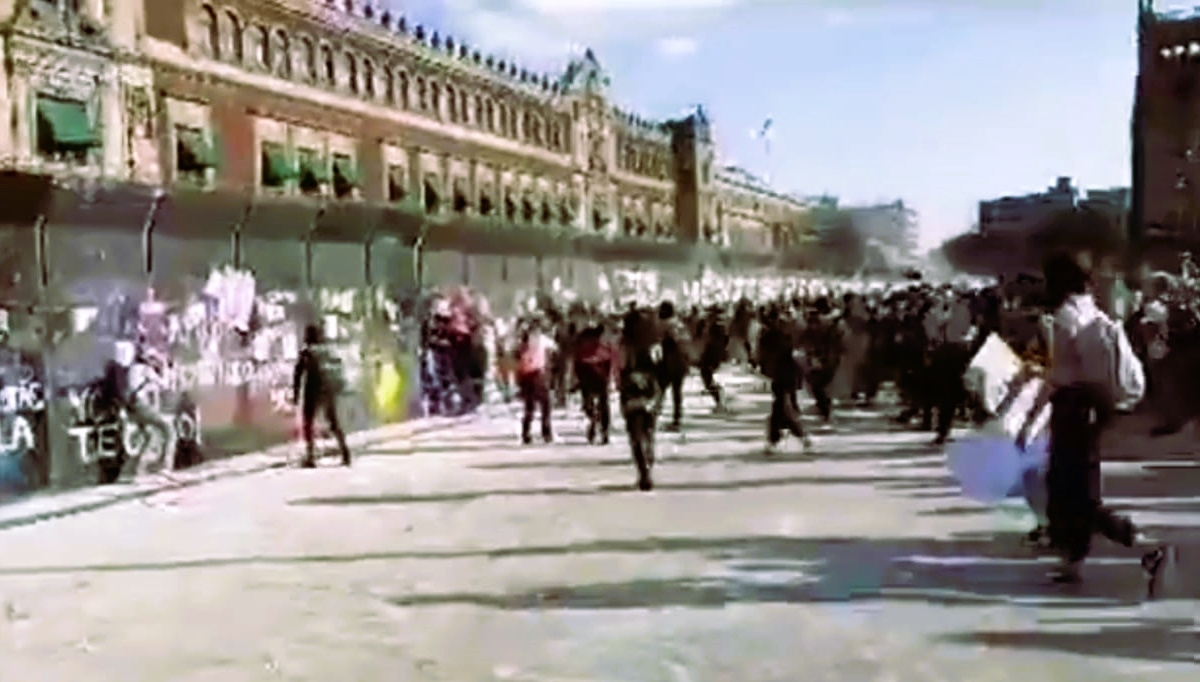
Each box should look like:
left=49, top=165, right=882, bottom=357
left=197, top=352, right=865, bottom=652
left=0, top=370, right=1196, bottom=681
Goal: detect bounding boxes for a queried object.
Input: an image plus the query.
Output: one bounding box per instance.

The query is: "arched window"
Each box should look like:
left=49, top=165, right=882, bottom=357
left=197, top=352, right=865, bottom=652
left=460, top=91, right=470, bottom=124
left=508, top=109, right=518, bottom=138
left=416, top=77, right=427, bottom=109
left=398, top=72, right=409, bottom=108
left=495, top=103, right=505, bottom=134
left=475, top=96, right=484, bottom=128
left=486, top=100, right=496, bottom=132
left=446, top=84, right=457, bottom=121
left=199, top=5, right=219, bottom=57
left=322, top=45, right=335, bottom=82
left=300, top=38, right=316, bottom=80
left=363, top=59, right=375, bottom=98
left=250, top=25, right=269, bottom=68
left=225, top=11, right=243, bottom=62
left=272, top=30, right=290, bottom=77
left=430, top=81, right=440, bottom=115
left=383, top=68, right=394, bottom=103
left=346, top=53, right=358, bottom=93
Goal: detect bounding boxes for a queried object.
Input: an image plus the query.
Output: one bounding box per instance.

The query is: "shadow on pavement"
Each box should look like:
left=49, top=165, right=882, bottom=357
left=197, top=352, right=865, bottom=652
left=934, top=620, right=1199, bottom=665
left=286, top=472, right=956, bottom=506
left=4, top=527, right=1194, bottom=664
left=468, top=444, right=945, bottom=472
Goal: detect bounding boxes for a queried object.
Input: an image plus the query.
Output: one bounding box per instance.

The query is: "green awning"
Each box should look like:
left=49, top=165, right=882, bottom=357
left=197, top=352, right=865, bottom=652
left=298, top=151, right=330, bottom=183
left=333, top=156, right=359, bottom=187
left=262, top=146, right=297, bottom=184
left=177, top=129, right=215, bottom=169
left=37, top=98, right=96, bottom=149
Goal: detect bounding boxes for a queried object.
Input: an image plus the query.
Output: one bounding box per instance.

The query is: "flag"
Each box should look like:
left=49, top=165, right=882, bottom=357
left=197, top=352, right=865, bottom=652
left=756, top=118, right=773, bottom=156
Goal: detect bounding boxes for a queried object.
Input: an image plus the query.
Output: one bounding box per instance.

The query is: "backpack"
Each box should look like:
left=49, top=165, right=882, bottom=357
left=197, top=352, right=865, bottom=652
left=1076, top=311, right=1145, bottom=409
left=312, top=347, right=347, bottom=396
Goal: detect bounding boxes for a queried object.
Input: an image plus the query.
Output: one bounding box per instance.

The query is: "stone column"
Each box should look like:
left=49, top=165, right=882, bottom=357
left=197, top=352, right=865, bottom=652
left=466, top=158, right=479, bottom=214
left=100, top=74, right=124, bottom=177
left=11, top=73, right=31, bottom=165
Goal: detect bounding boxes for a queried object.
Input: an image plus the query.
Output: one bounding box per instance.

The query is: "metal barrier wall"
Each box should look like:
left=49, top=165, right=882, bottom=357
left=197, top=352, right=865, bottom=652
left=0, top=174, right=782, bottom=494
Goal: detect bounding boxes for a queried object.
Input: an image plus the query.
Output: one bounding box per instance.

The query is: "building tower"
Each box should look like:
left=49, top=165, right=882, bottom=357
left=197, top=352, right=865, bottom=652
left=668, top=107, right=714, bottom=243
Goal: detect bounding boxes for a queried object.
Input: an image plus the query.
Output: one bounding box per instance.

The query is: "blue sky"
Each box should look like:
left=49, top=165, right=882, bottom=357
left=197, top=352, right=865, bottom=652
left=388, top=0, right=1168, bottom=252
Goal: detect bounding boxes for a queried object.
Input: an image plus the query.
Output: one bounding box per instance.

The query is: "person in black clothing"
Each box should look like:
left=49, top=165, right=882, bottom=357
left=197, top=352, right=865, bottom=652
left=799, top=298, right=841, bottom=424
left=654, top=301, right=690, bottom=431
left=758, top=308, right=812, bottom=454
left=618, top=308, right=661, bottom=491
left=292, top=324, right=351, bottom=468
left=573, top=317, right=613, bottom=445
left=697, top=306, right=729, bottom=412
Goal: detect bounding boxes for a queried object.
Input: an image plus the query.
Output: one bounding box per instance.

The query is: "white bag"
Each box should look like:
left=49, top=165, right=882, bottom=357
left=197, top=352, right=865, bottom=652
left=1076, top=312, right=1145, bottom=409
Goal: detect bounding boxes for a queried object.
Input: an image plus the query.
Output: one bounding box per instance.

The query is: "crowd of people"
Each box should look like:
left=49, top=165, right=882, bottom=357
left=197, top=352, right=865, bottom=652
left=397, top=254, right=1200, bottom=592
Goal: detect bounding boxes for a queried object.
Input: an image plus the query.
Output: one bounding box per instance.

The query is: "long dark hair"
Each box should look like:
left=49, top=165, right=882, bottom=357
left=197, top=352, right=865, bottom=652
left=1042, top=252, right=1090, bottom=310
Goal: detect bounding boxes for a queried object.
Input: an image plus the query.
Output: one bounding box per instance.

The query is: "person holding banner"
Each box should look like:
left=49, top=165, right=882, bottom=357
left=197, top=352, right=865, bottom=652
left=1014, top=254, right=1170, bottom=589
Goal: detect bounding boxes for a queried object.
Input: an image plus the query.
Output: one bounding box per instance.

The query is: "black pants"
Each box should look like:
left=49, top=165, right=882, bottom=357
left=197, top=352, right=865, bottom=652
left=699, top=363, right=723, bottom=406
left=929, top=343, right=971, bottom=439
left=518, top=371, right=552, bottom=442
left=807, top=365, right=835, bottom=421
left=580, top=379, right=611, bottom=441
left=768, top=380, right=806, bottom=445
left=625, top=408, right=656, bottom=484
left=656, top=371, right=685, bottom=427
left=1047, top=387, right=1135, bottom=564
left=302, top=395, right=350, bottom=463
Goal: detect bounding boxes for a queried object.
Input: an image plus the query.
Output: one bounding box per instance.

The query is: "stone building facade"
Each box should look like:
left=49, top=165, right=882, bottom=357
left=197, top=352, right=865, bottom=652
left=0, top=0, right=156, bottom=182
left=0, top=0, right=810, bottom=301
left=125, top=0, right=801, bottom=250
left=1136, top=4, right=1200, bottom=239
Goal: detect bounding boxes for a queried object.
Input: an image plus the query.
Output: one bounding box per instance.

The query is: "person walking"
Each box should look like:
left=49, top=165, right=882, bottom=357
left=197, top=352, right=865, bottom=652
left=573, top=316, right=614, bottom=445
left=654, top=301, right=691, bottom=432
left=697, top=306, right=730, bottom=413
left=292, top=324, right=351, bottom=468
left=515, top=316, right=555, bottom=445
left=758, top=308, right=812, bottom=454
left=1015, top=254, right=1169, bottom=590
left=925, top=288, right=977, bottom=445
left=618, top=309, right=661, bottom=491
left=103, top=340, right=177, bottom=480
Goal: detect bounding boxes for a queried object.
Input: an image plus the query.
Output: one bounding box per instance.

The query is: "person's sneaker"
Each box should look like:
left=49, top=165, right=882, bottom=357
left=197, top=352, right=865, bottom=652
left=662, top=422, right=681, bottom=433
left=300, top=458, right=317, bottom=469
left=1141, top=545, right=1176, bottom=600
left=1049, top=562, right=1083, bottom=584
left=801, top=436, right=814, bottom=453
left=1022, top=526, right=1053, bottom=550
left=637, top=476, right=653, bottom=491
left=521, top=434, right=533, bottom=445
left=341, top=452, right=352, bottom=467
left=764, top=442, right=779, bottom=456
left=599, top=434, right=609, bottom=446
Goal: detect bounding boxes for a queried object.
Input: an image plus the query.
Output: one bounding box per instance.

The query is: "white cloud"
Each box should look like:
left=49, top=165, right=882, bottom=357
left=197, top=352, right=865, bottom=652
left=656, top=36, right=698, bottom=58
left=822, top=7, right=933, bottom=28
left=428, top=0, right=736, bottom=70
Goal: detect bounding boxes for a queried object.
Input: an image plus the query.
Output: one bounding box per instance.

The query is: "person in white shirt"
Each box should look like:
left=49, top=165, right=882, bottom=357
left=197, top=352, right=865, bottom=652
left=514, top=316, right=557, bottom=444
left=924, top=288, right=977, bottom=445
left=1016, top=254, right=1168, bottom=587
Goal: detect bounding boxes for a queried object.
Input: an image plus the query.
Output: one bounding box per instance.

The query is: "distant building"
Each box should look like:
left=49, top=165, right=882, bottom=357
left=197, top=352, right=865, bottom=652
left=978, top=178, right=1129, bottom=240
left=841, top=200, right=919, bottom=260
left=978, top=177, right=1078, bottom=238
left=712, top=165, right=809, bottom=251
